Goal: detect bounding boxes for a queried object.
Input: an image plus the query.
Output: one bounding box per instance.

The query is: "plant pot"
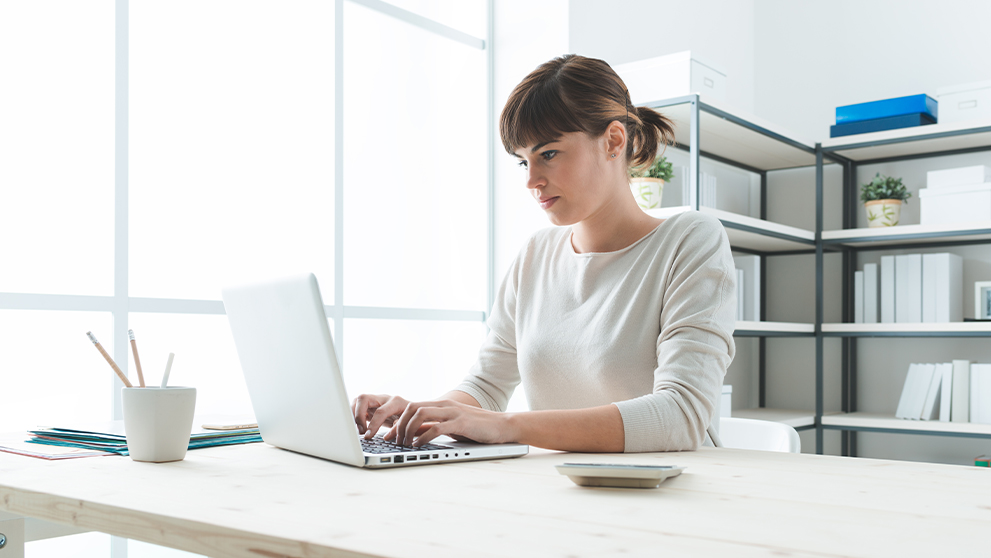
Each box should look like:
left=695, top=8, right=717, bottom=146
left=631, top=178, right=664, bottom=210
left=865, top=199, right=902, bottom=227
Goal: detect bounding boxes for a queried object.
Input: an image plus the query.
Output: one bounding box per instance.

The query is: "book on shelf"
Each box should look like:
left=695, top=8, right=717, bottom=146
left=951, top=360, right=971, bottom=422
left=939, top=363, right=953, bottom=422
left=854, top=271, right=864, bottom=324
left=937, top=254, right=964, bottom=323
left=881, top=256, right=896, bottom=323
left=895, top=254, right=922, bottom=323
left=921, top=363, right=948, bottom=421
left=681, top=170, right=718, bottom=209
left=896, top=363, right=935, bottom=420
left=830, top=113, right=936, bottom=138
left=733, top=254, right=760, bottom=322
left=864, top=263, right=878, bottom=324
left=835, top=94, right=938, bottom=124
left=971, top=364, right=991, bottom=425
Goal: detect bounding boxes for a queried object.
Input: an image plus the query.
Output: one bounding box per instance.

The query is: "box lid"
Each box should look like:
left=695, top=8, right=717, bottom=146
left=936, top=79, right=991, bottom=96
left=613, top=50, right=726, bottom=78
left=919, top=183, right=991, bottom=197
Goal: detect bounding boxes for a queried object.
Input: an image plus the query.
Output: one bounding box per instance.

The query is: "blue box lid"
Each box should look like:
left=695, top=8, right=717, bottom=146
left=836, top=94, right=938, bottom=124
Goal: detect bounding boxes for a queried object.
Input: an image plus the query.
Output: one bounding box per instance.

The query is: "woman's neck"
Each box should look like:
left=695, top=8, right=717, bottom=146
left=570, top=191, right=663, bottom=254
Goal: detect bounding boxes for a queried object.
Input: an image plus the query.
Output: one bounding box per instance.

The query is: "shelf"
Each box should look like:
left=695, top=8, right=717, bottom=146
left=822, top=220, right=991, bottom=248
left=821, top=117, right=991, bottom=163
left=644, top=95, right=817, bottom=171
left=822, top=322, right=991, bottom=337
left=734, top=320, right=814, bottom=337
left=647, top=206, right=815, bottom=253
left=733, top=408, right=816, bottom=429
left=822, top=412, right=991, bottom=438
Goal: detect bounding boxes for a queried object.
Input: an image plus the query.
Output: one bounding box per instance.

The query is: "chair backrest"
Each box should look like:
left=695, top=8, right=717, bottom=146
left=718, top=417, right=801, bottom=453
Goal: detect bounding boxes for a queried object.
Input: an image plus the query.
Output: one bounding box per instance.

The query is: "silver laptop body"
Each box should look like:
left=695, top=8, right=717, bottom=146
left=222, top=273, right=529, bottom=468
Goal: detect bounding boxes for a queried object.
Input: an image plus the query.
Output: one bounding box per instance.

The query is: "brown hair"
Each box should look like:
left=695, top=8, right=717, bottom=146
left=500, top=54, right=675, bottom=172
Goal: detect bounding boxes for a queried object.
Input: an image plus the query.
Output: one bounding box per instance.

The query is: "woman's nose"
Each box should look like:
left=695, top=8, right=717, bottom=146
left=525, top=167, right=545, bottom=190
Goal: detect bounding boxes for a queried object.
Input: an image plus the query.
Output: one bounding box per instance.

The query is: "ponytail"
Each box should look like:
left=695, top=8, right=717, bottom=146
left=627, top=106, right=675, bottom=172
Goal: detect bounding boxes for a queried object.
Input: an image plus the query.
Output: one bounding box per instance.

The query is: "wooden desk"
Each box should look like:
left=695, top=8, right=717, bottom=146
left=0, top=443, right=988, bottom=557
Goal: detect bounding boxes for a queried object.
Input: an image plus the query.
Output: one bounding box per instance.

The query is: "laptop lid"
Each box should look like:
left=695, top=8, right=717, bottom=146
left=222, top=273, right=365, bottom=467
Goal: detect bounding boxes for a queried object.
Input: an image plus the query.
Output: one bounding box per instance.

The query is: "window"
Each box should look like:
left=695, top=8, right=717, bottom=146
left=0, top=2, right=490, bottom=555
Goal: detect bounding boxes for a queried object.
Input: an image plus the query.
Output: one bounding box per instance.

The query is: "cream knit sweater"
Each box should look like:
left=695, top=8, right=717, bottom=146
left=455, top=210, right=737, bottom=452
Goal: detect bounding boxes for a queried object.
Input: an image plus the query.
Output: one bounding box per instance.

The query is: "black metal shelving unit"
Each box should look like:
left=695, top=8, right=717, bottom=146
left=819, top=121, right=991, bottom=455
left=641, top=95, right=991, bottom=455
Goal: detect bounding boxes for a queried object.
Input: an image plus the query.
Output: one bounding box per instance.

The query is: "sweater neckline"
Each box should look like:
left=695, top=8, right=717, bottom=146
left=568, top=215, right=672, bottom=258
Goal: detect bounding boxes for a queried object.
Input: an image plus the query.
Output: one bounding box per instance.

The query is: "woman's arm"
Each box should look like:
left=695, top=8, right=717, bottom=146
left=388, top=398, right=625, bottom=453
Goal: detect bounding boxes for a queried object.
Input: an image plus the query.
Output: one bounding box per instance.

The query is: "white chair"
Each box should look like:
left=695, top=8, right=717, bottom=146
left=716, top=417, right=801, bottom=453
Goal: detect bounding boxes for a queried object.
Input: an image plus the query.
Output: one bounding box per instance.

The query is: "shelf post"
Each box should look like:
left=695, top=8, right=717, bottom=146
left=689, top=95, right=700, bottom=211
left=815, top=144, right=824, bottom=455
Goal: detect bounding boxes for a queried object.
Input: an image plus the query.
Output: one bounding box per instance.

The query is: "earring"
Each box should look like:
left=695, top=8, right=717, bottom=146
left=610, top=153, right=617, bottom=158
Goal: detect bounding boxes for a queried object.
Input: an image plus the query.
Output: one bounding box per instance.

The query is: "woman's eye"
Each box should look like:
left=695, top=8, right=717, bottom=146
left=517, top=159, right=528, bottom=168
left=541, top=150, right=557, bottom=161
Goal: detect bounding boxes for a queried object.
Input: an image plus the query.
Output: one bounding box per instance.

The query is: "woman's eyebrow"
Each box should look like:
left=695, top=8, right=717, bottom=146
left=531, top=139, right=559, bottom=153
left=513, top=139, right=560, bottom=158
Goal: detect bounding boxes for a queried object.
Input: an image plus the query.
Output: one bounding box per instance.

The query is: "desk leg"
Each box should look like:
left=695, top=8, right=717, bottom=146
left=0, top=517, right=25, bottom=558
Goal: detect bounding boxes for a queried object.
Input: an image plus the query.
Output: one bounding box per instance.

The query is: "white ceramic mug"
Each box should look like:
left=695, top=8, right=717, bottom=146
left=122, top=387, right=196, bottom=463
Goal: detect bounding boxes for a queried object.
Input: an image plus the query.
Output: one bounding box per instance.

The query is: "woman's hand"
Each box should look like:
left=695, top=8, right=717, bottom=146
left=352, top=393, right=412, bottom=439
left=387, top=399, right=517, bottom=447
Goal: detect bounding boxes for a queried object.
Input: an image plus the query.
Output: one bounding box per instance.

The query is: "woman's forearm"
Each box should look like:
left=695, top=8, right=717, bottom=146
left=507, top=404, right=625, bottom=453
left=440, top=390, right=482, bottom=408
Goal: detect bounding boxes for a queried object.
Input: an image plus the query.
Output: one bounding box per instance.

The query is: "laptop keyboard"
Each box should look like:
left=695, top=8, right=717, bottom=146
left=360, top=435, right=452, bottom=454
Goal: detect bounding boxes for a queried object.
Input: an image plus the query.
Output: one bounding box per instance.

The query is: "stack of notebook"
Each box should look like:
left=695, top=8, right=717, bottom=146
left=23, top=420, right=262, bottom=457
left=831, top=94, right=938, bottom=138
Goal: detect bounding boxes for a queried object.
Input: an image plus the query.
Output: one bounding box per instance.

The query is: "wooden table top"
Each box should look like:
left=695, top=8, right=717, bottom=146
left=1, top=442, right=989, bottom=557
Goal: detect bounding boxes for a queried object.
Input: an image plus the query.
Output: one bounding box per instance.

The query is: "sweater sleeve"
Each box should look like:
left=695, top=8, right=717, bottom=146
left=453, top=242, right=525, bottom=412
left=612, top=213, right=737, bottom=452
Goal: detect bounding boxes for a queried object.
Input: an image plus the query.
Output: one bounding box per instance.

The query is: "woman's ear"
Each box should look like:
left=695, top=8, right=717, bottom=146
left=604, top=120, right=627, bottom=159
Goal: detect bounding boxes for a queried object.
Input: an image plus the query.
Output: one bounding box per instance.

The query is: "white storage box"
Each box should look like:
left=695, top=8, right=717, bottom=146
left=613, top=51, right=726, bottom=105
left=927, top=165, right=991, bottom=189
left=919, top=183, right=991, bottom=225
left=936, top=79, right=991, bottom=124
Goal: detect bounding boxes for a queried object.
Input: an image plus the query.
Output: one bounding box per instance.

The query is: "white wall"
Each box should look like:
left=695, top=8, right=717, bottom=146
left=754, top=0, right=991, bottom=141
left=569, top=0, right=755, bottom=113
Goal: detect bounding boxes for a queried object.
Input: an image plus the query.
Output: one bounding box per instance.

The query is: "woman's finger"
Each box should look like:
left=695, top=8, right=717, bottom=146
left=404, top=407, right=456, bottom=447
left=352, top=395, right=373, bottom=434
left=364, top=396, right=407, bottom=439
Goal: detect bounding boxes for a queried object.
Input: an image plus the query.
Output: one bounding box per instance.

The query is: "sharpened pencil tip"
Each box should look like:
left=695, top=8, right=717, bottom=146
left=86, top=331, right=98, bottom=344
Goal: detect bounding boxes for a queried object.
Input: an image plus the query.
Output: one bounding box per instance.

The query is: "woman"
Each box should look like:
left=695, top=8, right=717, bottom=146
left=351, top=54, right=736, bottom=453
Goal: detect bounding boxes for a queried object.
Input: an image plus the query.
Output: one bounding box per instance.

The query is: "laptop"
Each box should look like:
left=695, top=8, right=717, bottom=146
left=221, top=273, right=529, bottom=468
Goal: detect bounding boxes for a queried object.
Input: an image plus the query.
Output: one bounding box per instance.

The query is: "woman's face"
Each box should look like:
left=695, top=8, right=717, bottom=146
left=513, top=130, right=620, bottom=227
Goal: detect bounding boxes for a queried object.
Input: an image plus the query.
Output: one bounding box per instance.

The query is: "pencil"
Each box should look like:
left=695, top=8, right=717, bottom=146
left=128, top=329, right=146, bottom=387
left=86, top=331, right=133, bottom=388
left=161, top=352, right=175, bottom=388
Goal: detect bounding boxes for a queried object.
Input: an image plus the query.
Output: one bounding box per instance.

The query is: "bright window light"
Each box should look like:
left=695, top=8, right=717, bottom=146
left=343, top=2, right=487, bottom=311
left=0, top=310, right=113, bottom=433
left=0, top=1, right=114, bottom=296
left=381, top=0, right=486, bottom=39
left=342, top=318, right=486, bottom=404
left=127, top=313, right=254, bottom=418
left=129, top=0, right=335, bottom=301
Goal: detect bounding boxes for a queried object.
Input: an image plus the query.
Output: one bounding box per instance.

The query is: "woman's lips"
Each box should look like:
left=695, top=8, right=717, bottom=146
left=539, top=196, right=559, bottom=209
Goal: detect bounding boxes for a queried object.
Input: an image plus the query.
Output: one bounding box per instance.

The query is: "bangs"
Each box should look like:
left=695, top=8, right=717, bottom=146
left=500, top=77, right=588, bottom=155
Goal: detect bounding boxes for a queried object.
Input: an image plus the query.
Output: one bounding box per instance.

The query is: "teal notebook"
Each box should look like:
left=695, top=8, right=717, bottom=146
left=26, top=417, right=261, bottom=456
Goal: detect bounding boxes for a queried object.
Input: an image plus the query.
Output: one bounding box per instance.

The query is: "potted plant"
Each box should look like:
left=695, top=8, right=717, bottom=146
left=860, top=173, right=911, bottom=227
left=630, top=156, right=673, bottom=210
